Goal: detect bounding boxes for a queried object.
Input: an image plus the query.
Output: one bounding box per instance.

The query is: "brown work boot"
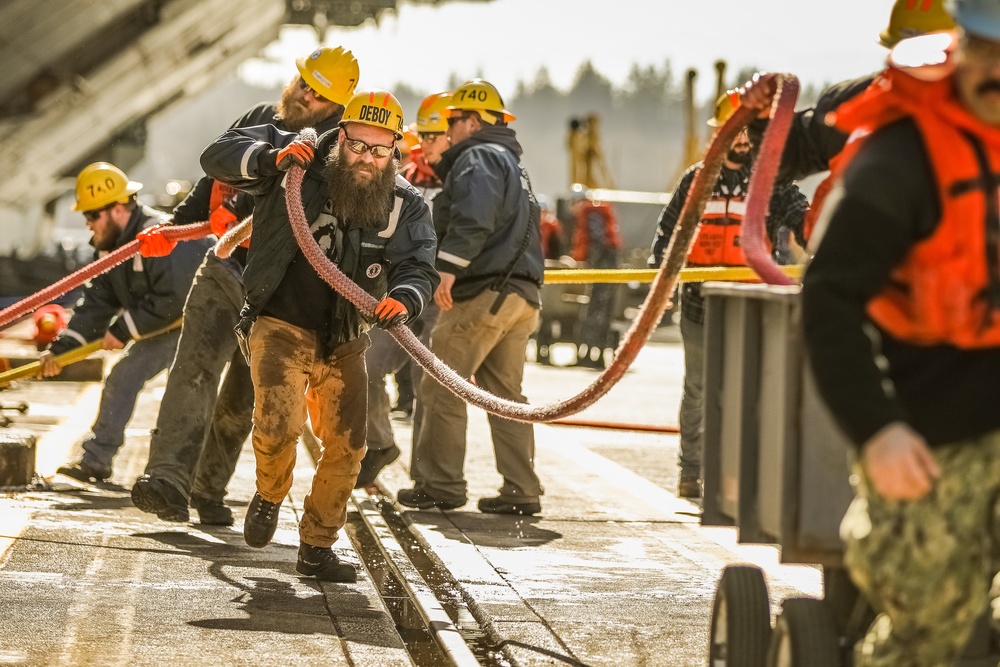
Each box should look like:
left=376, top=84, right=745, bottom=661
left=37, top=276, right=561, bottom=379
left=677, top=477, right=702, bottom=499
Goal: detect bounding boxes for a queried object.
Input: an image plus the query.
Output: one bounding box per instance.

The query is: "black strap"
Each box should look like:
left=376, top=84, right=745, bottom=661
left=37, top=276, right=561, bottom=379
left=956, top=130, right=1000, bottom=326
left=489, top=164, right=540, bottom=315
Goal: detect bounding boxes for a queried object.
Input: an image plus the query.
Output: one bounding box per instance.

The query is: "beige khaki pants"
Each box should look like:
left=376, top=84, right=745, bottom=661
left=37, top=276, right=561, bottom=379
left=411, top=290, right=543, bottom=505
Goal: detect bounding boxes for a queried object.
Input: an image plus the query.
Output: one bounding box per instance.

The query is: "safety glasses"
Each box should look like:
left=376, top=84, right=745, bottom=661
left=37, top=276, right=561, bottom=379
left=342, top=131, right=394, bottom=159
left=297, top=77, right=321, bottom=98
left=446, top=114, right=472, bottom=127
left=418, top=132, right=444, bottom=142
left=83, top=204, right=114, bottom=222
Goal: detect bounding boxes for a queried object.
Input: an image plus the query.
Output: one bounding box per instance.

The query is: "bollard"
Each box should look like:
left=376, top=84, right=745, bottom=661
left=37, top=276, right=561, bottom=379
left=0, top=431, right=36, bottom=487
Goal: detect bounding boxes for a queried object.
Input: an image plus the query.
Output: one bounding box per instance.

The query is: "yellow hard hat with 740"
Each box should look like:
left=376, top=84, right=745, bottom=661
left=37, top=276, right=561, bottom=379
left=72, top=162, right=142, bottom=212
left=448, top=79, right=515, bottom=124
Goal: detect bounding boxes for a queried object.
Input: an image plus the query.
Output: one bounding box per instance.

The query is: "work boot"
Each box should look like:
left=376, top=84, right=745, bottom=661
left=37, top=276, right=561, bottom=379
left=191, top=495, right=234, bottom=527
left=131, top=475, right=190, bottom=522
left=57, top=459, right=112, bottom=484
left=396, top=487, right=464, bottom=510
left=354, top=444, right=401, bottom=489
left=477, top=496, right=542, bottom=516
left=677, top=476, right=702, bottom=499
left=296, top=543, right=357, bottom=583
left=243, top=493, right=281, bottom=548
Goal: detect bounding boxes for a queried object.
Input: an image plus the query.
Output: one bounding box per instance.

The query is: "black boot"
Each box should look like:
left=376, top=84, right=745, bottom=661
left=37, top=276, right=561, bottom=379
left=191, top=495, right=234, bottom=526
left=131, top=475, right=190, bottom=522
left=296, top=544, right=357, bottom=582
left=243, top=493, right=281, bottom=548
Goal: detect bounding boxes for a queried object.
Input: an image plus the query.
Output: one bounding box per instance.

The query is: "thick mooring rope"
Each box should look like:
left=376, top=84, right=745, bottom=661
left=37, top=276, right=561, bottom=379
left=0, top=222, right=212, bottom=330
left=284, top=78, right=798, bottom=423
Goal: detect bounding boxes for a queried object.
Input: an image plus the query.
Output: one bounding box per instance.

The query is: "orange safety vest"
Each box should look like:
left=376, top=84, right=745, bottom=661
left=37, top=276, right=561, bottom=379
left=830, top=55, right=1000, bottom=348
left=571, top=202, right=621, bottom=262
left=402, top=148, right=441, bottom=189
left=687, top=181, right=752, bottom=267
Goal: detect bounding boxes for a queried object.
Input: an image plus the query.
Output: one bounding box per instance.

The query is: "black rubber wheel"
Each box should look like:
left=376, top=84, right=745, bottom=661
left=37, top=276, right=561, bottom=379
left=708, top=565, right=772, bottom=667
left=766, top=597, right=842, bottom=667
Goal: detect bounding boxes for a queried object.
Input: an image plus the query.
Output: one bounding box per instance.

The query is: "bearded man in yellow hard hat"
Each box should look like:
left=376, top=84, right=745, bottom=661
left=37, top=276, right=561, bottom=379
left=46, top=163, right=211, bottom=484
left=131, top=45, right=360, bottom=528
left=201, top=89, right=438, bottom=583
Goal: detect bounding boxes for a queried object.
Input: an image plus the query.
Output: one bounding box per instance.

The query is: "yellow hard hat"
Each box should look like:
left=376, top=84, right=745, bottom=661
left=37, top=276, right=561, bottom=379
left=448, top=79, right=516, bottom=124
left=295, top=45, right=360, bottom=105
left=340, top=90, right=405, bottom=139
left=72, top=162, right=142, bottom=212
left=414, top=92, right=453, bottom=133
left=707, top=91, right=742, bottom=127
left=400, top=127, right=420, bottom=152
left=879, top=0, right=956, bottom=48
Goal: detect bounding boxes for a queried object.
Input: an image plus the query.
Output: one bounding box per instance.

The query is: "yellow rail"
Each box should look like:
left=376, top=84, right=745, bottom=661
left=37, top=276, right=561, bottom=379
left=0, top=340, right=103, bottom=387
left=543, top=265, right=804, bottom=285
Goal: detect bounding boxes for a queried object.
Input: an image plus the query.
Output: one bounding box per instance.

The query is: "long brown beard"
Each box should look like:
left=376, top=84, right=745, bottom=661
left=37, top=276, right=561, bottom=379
left=276, top=78, right=337, bottom=132
left=323, top=145, right=398, bottom=229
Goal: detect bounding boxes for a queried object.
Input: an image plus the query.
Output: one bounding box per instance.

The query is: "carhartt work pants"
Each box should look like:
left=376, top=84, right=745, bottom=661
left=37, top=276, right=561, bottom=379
left=248, top=316, right=368, bottom=547
left=411, top=290, right=542, bottom=506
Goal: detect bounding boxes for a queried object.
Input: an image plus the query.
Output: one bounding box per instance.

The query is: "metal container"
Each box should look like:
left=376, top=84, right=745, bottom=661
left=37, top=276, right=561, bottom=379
left=700, top=282, right=854, bottom=566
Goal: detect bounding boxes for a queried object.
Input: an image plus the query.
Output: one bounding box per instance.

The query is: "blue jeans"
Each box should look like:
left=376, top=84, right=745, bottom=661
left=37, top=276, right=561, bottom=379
left=80, top=329, right=181, bottom=470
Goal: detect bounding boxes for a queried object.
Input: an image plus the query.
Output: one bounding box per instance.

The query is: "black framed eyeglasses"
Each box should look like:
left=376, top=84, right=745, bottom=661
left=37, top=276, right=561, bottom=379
left=83, top=204, right=114, bottom=222
left=342, top=131, right=394, bottom=159
left=418, top=132, right=443, bottom=142
left=446, top=114, right=472, bottom=127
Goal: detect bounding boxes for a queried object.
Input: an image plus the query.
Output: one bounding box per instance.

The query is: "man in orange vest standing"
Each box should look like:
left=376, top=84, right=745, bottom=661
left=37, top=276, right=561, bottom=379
left=567, top=185, right=621, bottom=369
left=803, top=2, right=1000, bottom=662
left=651, top=93, right=807, bottom=499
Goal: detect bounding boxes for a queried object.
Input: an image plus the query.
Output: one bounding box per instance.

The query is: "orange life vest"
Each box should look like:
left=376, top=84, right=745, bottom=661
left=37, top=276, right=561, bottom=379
left=402, top=148, right=441, bottom=189
left=687, top=179, right=753, bottom=267
left=830, top=56, right=1000, bottom=348
left=571, top=202, right=621, bottom=262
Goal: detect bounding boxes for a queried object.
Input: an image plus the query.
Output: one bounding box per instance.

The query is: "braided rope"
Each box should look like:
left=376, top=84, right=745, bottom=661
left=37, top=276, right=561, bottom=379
left=741, top=74, right=799, bottom=286
left=0, top=222, right=212, bottom=330
left=285, top=86, right=795, bottom=423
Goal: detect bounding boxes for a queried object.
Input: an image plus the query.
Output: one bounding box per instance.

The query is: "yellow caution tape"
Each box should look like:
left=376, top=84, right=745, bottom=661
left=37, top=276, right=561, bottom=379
left=543, top=265, right=804, bottom=284
left=0, top=340, right=103, bottom=387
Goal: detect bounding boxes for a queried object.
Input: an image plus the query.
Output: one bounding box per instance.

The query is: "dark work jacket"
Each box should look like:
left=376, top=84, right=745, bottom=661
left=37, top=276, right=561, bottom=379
left=433, top=125, right=543, bottom=306
left=749, top=75, right=875, bottom=183
left=172, top=103, right=344, bottom=276
left=200, top=125, right=439, bottom=354
left=49, top=206, right=211, bottom=354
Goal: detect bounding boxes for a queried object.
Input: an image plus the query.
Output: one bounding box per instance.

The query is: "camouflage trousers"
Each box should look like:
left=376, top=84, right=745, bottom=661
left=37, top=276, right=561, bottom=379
left=248, top=316, right=368, bottom=547
left=842, top=429, right=1000, bottom=666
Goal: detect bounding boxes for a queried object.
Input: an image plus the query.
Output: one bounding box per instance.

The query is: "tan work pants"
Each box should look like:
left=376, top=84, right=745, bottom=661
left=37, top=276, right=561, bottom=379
left=412, top=290, right=542, bottom=505
left=248, top=316, right=368, bottom=547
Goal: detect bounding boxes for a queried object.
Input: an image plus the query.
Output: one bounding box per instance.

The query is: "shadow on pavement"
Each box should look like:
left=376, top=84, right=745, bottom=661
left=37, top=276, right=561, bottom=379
left=139, top=531, right=393, bottom=645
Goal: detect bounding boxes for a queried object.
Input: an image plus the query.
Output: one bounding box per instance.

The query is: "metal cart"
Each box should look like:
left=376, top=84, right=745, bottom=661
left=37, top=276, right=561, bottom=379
left=700, top=282, right=999, bottom=667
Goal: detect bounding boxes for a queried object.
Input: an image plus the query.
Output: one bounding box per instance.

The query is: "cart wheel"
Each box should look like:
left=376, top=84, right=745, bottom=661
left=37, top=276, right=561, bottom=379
left=709, top=565, right=771, bottom=667
left=766, top=598, right=841, bottom=667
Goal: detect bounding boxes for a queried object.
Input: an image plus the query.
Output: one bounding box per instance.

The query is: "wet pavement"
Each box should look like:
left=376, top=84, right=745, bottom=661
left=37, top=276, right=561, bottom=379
left=0, top=328, right=822, bottom=666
